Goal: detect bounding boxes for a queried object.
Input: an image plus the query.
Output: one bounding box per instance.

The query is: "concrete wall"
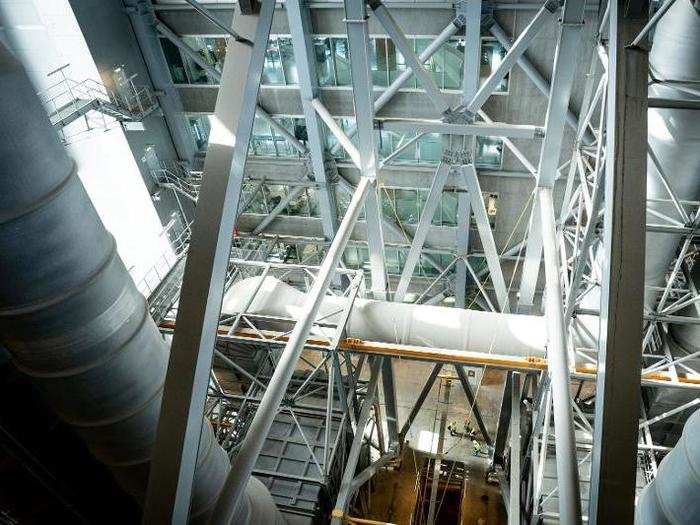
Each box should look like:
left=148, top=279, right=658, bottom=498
left=68, top=0, right=196, bottom=222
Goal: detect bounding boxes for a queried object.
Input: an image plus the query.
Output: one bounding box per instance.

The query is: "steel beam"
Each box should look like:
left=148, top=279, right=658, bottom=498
left=381, top=119, right=545, bottom=139
left=398, top=363, right=443, bottom=442
left=493, top=372, right=513, bottom=467
left=462, top=164, right=510, bottom=312
left=454, top=0, right=481, bottom=308
left=518, top=0, right=588, bottom=309
left=454, top=191, right=471, bottom=308
left=394, top=162, right=452, bottom=302
left=369, top=0, right=451, bottom=113
left=588, top=3, right=647, bottom=522
left=251, top=186, right=305, bottom=235
left=210, top=175, right=375, bottom=524
left=344, top=0, right=387, bottom=298
left=487, top=18, right=588, bottom=140
left=463, top=0, right=560, bottom=116
left=426, top=379, right=451, bottom=525
left=539, top=187, right=582, bottom=525
left=142, top=5, right=273, bottom=523
left=286, top=0, right=339, bottom=241
left=331, top=16, right=465, bottom=154
left=455, top=365, right=492, bottom=446
left=331, top=357, right=384, bottom=524
left=509, top=372, right=522, bottom=525
left=124, top=0, right=196, bottom=163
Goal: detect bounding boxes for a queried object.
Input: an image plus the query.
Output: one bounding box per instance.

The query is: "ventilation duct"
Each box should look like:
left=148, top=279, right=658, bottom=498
left=222, top=276, right=547, bottom=358
left=0, top=43, right=282, bottom=524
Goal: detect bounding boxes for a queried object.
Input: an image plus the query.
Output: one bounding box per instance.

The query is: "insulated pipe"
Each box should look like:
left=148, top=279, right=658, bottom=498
left=210, top=177, right=374, bottom=524
left=0, top=44, right=280, bottom=524
left=221, top=276, right=547, bottom=358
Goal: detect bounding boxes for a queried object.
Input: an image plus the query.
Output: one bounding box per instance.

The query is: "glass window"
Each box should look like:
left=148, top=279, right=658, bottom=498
left=160, top=39, right=188, bottom=84
left=444, top=40, right=463, bottom=90
left=371, top=38, right=390, bottom=87
left=187, top=116, right=211, bottom=151
left=385, top=247, right=400, bottom=275
left=481, top=41, right=509, bottom=92
left=414, top=38, right=443, bottom=88
left=250, top=116, right=276, bottom=157
left=262, top=37, right=286, bottom=85
left=476, top=136, right=504, bottom=169
left=332, top=38, right=352, bottom=86
left=440, top=191, right=458, bottom=227
left=278, top=37, right=298, bottom=85
left=394, top=189, right=419, bottom=224
left=314, top=37, right=335, bottom=87
left=418, top=134, right=442, bottom=164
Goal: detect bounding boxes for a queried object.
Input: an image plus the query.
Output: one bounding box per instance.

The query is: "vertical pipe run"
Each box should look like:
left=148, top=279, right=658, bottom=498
left=210, top=177, right=374, bottom=524
left=539, top=188, right=582, bottom=524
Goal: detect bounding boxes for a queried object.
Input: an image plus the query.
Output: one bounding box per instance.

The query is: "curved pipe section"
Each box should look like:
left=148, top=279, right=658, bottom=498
left=0, top=44, right=281, bottom=523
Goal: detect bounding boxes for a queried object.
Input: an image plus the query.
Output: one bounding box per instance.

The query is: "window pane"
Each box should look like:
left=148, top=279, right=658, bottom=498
left=418, top=134, right=442, bottom=164
left=279, top=37, right=298, bottom=85
left=441, top=191, right=458, bottom=227
left=371, top=38, right=389, bottom=87
left=481, top=41, right=509, bottom=92
left=332, top=38, right=352, bottom=86
left=394, top=189, right=419, bottom=224
left=314, top=37, right=335, bottom=86
left=387, top=38, right=406, bottom=85
left=444, top=39, right=462, bottom=90
left=187, top=116, right=211, bottom=151
left=160, top=39, right=188, bottom=84
left=475, top=136, right=504, bottom=169
left=262, top=37, right=285, bottom=85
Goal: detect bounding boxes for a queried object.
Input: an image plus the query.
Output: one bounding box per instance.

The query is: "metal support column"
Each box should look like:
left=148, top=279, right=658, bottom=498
left=487, top=19, right=589, bottom=140
left=124, top=0, right=197, bottom=163
left=462, top=164, right=510, bottom=312
left=426, top=379, right=452, bottom=525
left=463, top=0, right=560, bottom=116
left=286, top=0, right=339, bottom=241
left=540, top=187, right=582, bottom=525
left=211, top=175, right=375, bottom=524
left=398, top=363, right=443, bottom=442
left=394, top=162, right=451, bottom=302
left=518, top=0, right=588, bottom=310
left=331, top=358, right=384, bottom=523
left=143, top=5, right=274, bottom=522
left=509, top=372, right=522, bottom=525
left=455, top=365, right=493, bottom=446
left=588, top=2, right=647, bottom=522
left=344, top=0, right=387, bottom=300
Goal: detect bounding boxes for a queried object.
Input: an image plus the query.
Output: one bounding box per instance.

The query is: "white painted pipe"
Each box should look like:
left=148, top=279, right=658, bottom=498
left=222, top=275, right=548, bottom=358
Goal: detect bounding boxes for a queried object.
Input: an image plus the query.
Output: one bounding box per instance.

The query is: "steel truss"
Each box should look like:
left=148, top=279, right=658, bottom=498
left=141, top=0, right=698, bottom=523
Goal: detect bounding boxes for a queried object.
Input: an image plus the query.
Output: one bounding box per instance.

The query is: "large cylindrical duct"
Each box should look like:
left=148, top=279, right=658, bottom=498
left=222, top=276, right=548, bottom=358
left=0, top=44, right=281, bottom=523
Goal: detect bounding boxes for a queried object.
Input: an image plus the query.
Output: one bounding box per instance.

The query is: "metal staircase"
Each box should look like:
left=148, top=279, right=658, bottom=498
left=38, top=67, right=158, bottom=139
left=150, top=161, right=202, bottom=203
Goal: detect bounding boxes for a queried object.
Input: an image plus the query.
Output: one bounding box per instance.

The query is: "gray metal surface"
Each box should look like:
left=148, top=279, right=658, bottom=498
left=0, top=42, right=234, bottom=523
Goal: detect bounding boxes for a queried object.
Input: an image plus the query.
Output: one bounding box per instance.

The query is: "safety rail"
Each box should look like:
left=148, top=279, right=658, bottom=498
left=150, top=161, right=202, bottom=202
left=37, top=72, right=157, bottom=132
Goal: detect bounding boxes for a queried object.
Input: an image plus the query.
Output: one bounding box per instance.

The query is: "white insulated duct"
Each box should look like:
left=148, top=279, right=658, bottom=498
left=222, top=276, right=547, bottom=358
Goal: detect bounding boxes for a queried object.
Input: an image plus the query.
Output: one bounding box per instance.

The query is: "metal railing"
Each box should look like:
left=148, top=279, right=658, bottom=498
left=150, top=161, right=203, bottom=202
left=37, top=66, right=157, bottom=131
